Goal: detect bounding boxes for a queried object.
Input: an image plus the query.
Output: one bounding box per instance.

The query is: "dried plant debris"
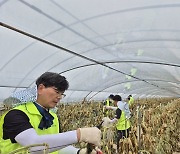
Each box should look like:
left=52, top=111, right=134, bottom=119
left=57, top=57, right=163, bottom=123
left=1, top=98, right=179, bottom=153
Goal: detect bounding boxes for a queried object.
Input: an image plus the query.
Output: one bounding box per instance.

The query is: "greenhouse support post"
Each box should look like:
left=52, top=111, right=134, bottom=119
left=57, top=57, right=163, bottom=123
left=137, top=105, right=142, bottom=153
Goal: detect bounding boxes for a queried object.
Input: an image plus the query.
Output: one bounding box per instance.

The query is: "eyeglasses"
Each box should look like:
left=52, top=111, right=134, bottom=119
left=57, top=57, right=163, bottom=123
left=52, top=87, right=66, bottom=98
left=61, top=93, right=66, bottom=98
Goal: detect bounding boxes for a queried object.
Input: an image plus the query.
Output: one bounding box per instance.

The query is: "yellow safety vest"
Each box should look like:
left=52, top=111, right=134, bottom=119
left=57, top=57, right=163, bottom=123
left=0, top=102, right=59, bottom=154
left=116, top=111, right=131, bottom=130
left=128, top=97, right=134, bottom=106
left=103, top=99, right=110, bottom=116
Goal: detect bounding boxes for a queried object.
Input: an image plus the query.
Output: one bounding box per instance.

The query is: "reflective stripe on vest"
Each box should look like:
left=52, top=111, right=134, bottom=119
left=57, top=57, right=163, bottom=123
left=116, top=111, right=131, bottom=130
left=0, top=102, right=59, bottom=154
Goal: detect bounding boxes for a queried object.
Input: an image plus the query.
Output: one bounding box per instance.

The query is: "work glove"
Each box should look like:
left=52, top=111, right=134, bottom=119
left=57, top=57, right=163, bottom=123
left=78, top=127, right=101, bottom=147
left=102, top=117, right=118, bottom=127
left=77, top=148, right=97, bottom=154
left=102, top=117, right=112, bottom=127
left=77, top=147, right=103, bottom=154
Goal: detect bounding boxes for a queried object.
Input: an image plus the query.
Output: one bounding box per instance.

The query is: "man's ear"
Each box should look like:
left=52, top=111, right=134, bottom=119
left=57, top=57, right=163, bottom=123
left=37, top=84, right=45, bottom=94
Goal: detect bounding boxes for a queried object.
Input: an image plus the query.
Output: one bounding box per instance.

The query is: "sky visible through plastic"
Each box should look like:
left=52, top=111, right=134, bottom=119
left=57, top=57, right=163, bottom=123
left=0, top=0, right=180, bottom=102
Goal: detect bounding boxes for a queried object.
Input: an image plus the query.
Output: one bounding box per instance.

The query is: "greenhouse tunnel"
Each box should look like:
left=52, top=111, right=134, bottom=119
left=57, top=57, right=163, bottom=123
left=0, top=0, right=180, bottom=103
left=0, top=1, right=180, bottom=154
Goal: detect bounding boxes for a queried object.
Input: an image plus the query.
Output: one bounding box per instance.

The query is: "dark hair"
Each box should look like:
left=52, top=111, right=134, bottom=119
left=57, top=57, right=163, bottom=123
left=127, top=95, right=132, bottom=100
left=36, top=72, right=69, bottom=92
left=109, top=94, right=114, bottom=99
left=113, top=95, right=122, bottom=101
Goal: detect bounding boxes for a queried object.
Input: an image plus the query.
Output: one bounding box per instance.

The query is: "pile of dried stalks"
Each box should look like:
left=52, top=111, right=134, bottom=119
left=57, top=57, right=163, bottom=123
left=58, top=98, right=180, bottom=154
left=1, top=98, right=179, bottom=153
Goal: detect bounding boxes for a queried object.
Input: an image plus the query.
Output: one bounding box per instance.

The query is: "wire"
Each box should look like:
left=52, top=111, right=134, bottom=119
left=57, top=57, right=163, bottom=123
left=0, top=22, right=175, bottom=94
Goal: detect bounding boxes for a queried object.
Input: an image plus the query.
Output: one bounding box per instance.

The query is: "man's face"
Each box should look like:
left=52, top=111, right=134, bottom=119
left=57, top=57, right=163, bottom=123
left=37, top=84, right=65, bottom=109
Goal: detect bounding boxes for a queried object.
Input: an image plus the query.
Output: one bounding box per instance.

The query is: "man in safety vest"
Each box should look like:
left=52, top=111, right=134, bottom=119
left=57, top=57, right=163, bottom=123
left=127, top=95, right=134, bottom=107
left=102, top=95, right=131, bottom=153
left=0, top=72, right=101, bottom=154
left=103, top=94, right=114, bottom=117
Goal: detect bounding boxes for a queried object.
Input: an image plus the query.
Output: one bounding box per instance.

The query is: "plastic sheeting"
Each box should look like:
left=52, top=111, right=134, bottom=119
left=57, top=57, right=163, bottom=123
left=0, top=0, right=180, bottom=102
